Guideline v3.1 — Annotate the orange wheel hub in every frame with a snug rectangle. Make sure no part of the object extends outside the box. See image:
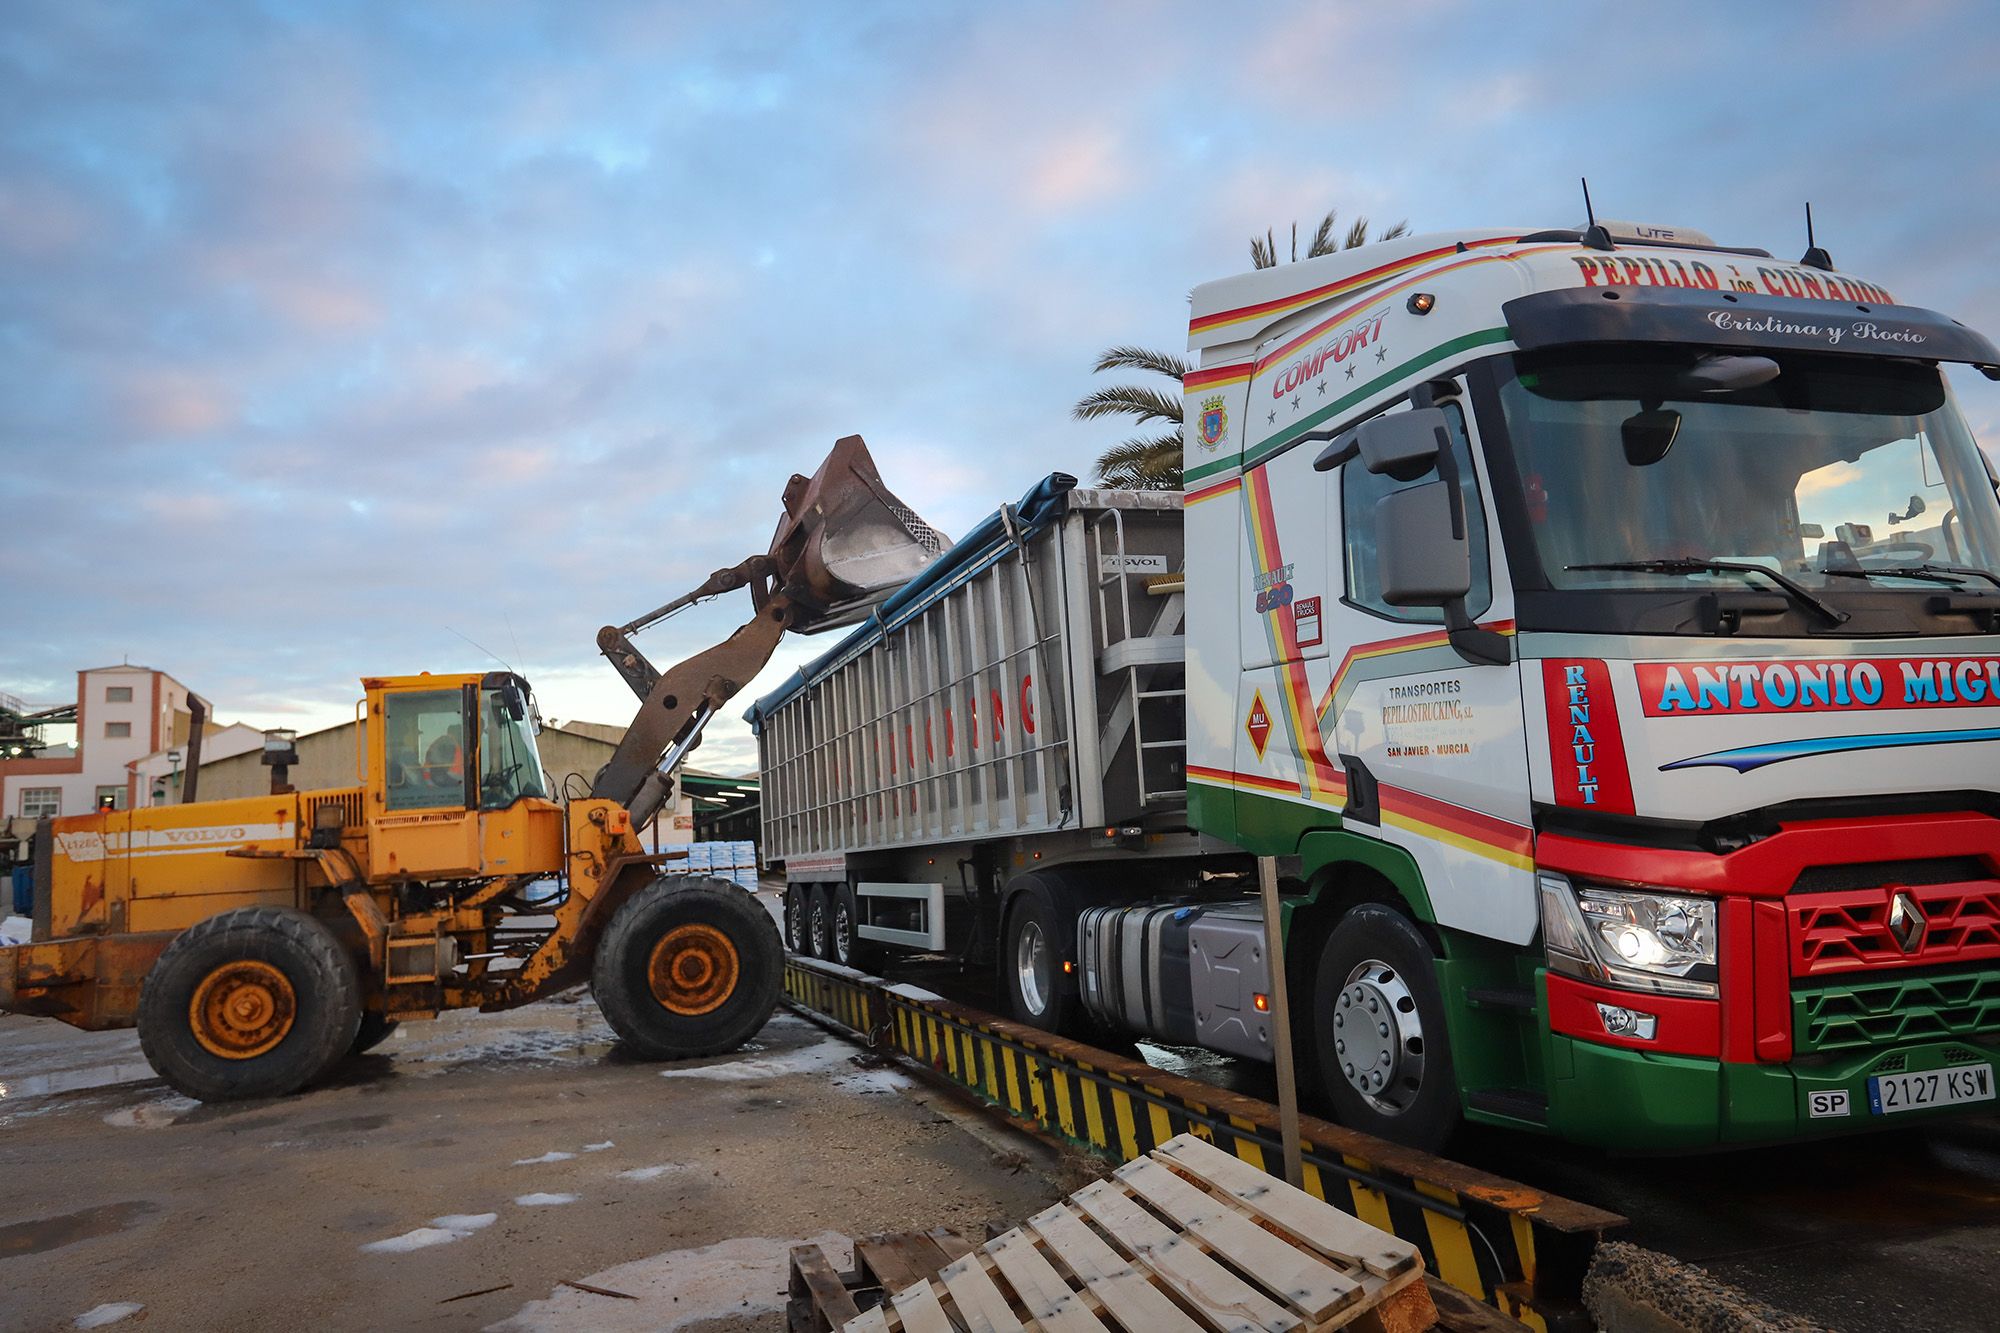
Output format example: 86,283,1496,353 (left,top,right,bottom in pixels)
189,960,297,1059
647,924,740,1016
